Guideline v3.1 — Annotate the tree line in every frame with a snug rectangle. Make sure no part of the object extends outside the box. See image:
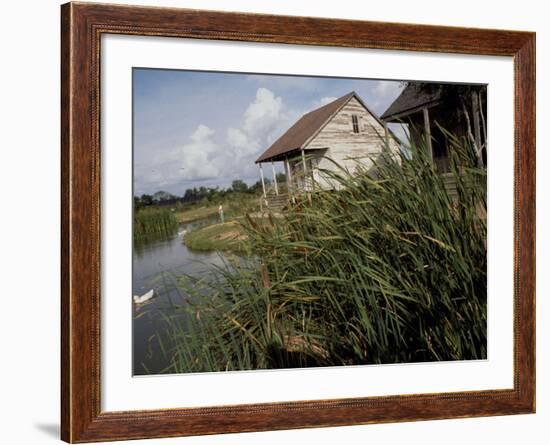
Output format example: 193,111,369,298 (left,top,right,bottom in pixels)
134,173,286,209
